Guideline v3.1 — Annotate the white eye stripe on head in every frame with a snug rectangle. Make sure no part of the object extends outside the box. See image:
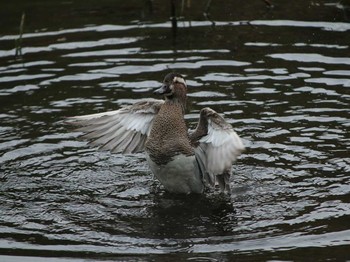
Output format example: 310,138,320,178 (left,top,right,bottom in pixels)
173,76,187,87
